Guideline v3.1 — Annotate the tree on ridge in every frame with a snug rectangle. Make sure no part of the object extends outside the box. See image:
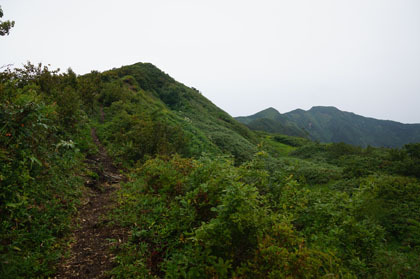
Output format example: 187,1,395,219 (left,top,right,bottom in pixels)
0,5,15,36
